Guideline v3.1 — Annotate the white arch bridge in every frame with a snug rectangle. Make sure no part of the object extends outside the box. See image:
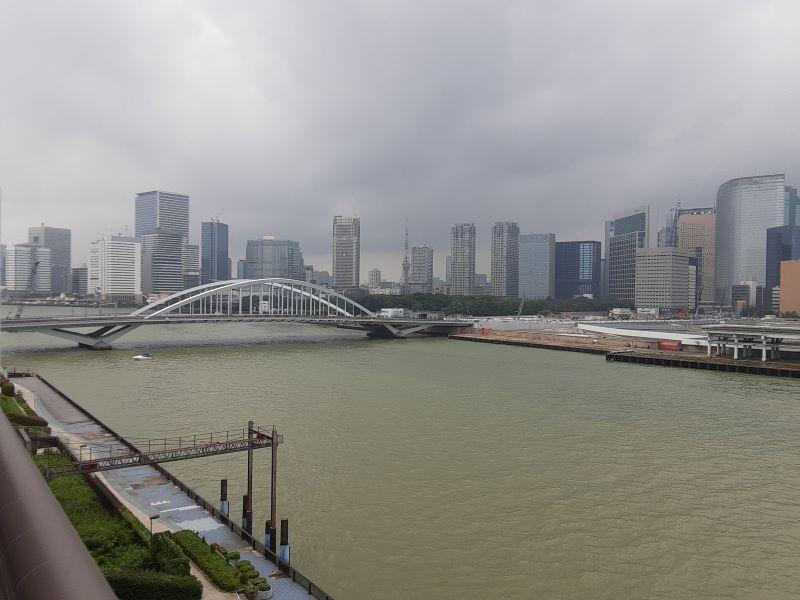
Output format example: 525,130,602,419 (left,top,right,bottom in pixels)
1,278,472,349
